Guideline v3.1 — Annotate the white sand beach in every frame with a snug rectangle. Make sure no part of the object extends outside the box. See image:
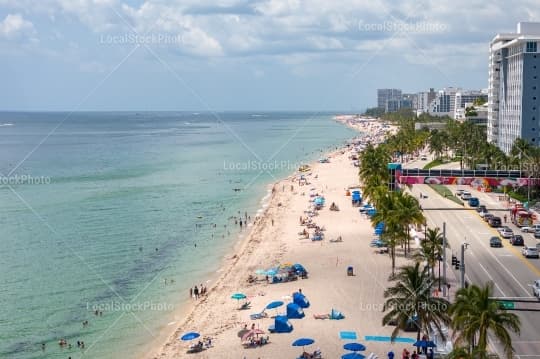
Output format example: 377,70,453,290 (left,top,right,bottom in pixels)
149,120,415,359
